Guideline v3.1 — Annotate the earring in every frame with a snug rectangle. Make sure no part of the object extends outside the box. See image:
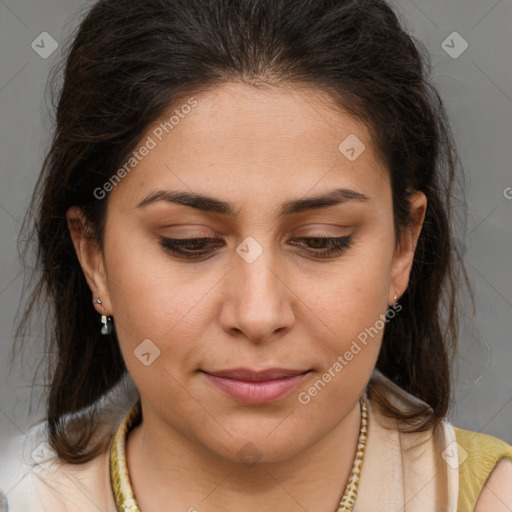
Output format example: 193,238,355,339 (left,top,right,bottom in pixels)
101,314,113,335
93,298,113,335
